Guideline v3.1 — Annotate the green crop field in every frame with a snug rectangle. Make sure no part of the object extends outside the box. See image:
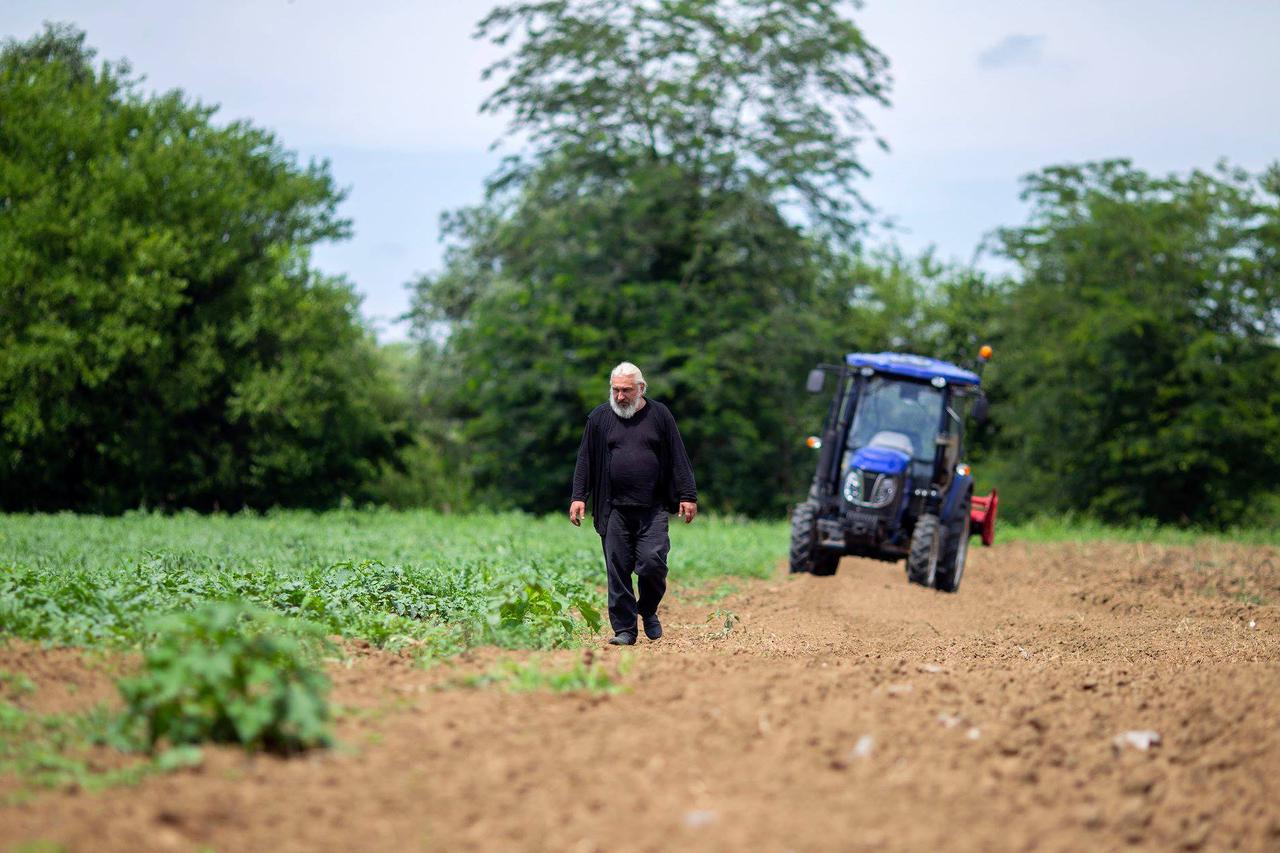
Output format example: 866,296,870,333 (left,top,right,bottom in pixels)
0,510,787,654
4,509,1272,656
